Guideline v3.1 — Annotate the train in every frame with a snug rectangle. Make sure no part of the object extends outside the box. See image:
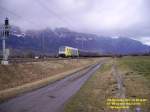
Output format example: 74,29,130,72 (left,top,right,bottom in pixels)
58,46,100,57
58,46,79,57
